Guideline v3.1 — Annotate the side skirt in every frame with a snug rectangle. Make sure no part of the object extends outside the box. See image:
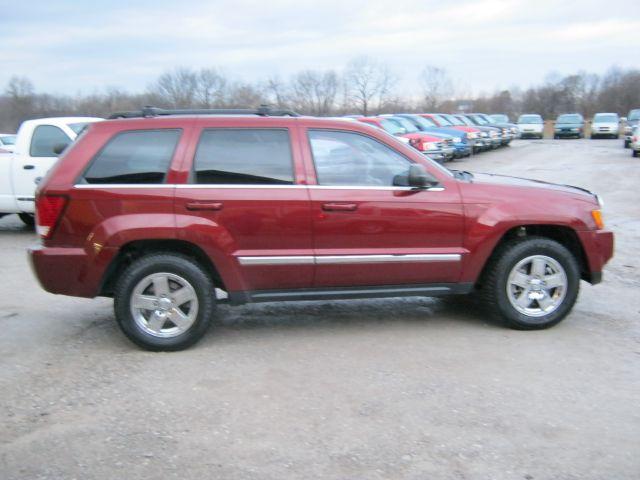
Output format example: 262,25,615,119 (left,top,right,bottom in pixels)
227,283,475,305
